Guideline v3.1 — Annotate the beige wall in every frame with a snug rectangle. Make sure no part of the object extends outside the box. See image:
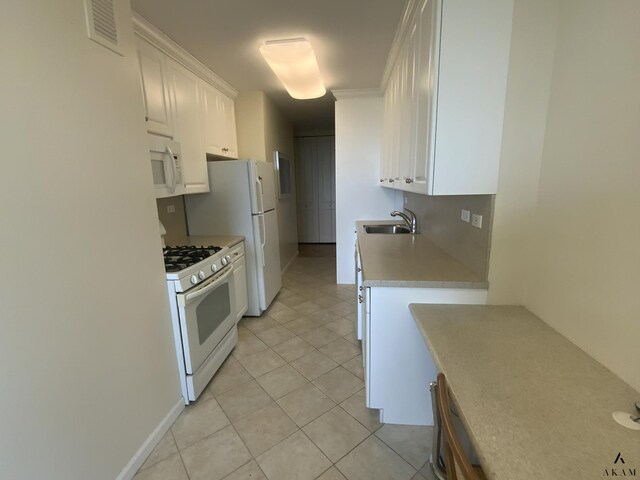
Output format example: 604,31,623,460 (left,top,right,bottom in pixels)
489,0,640,392
235,91,267,162
487,0,559,303
335,95,401,283
0,1,182,478
524,0,640,392
263,95,299,272
157,196,188,243
235,91,298,271
405,193,494,278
